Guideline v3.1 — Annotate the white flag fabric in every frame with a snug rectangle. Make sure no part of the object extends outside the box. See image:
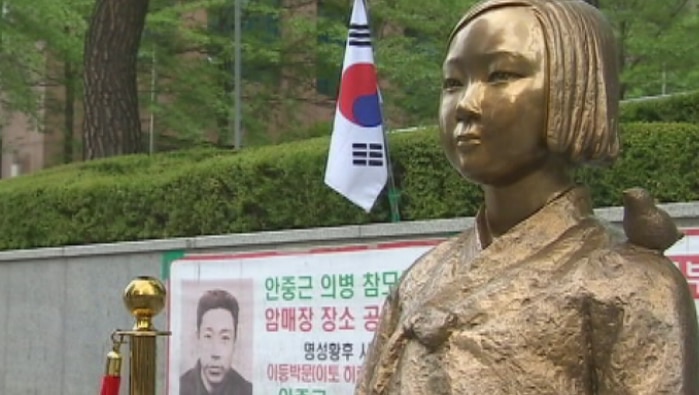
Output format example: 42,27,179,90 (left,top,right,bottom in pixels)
324,0,388,213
